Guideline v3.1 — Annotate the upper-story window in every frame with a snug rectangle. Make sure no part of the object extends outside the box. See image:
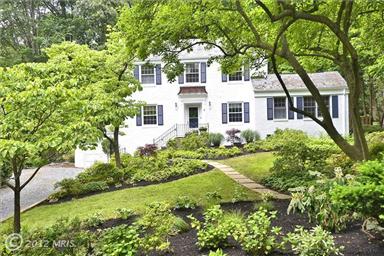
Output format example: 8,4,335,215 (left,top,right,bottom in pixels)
228,68,243,81
141,65,155,84
228,103,243,122
273,97,287,119
143,105,157,125
185,63,199,83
